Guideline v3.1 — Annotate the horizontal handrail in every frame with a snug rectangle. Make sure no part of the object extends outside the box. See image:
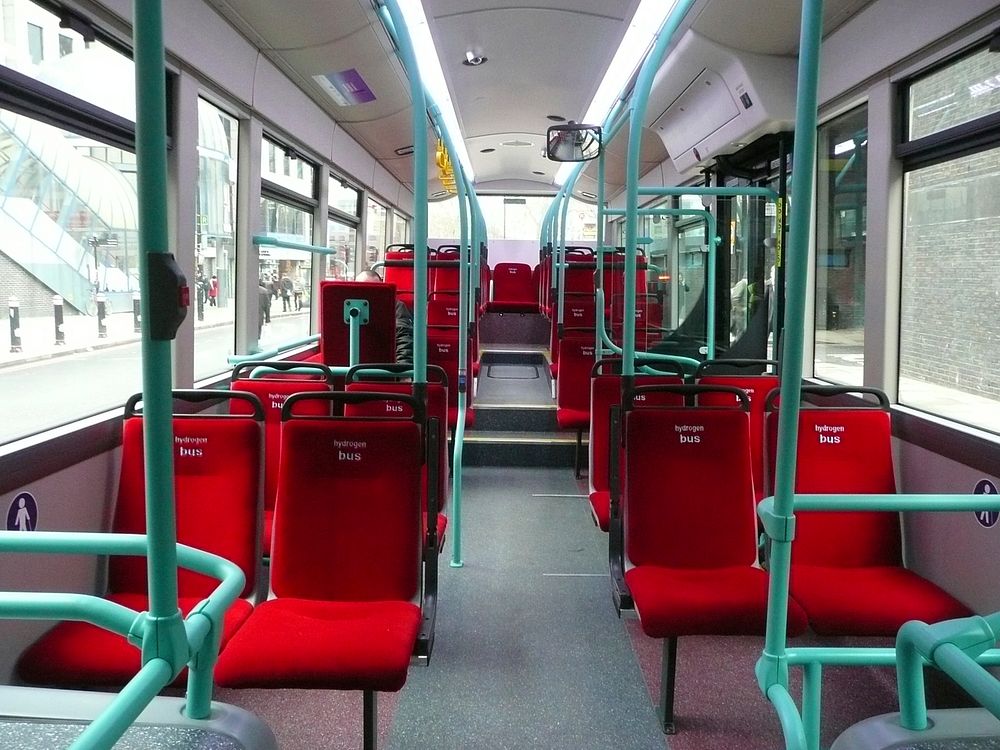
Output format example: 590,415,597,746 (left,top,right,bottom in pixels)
759,493,1000,513
228,335,319,364
253,234,336,255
